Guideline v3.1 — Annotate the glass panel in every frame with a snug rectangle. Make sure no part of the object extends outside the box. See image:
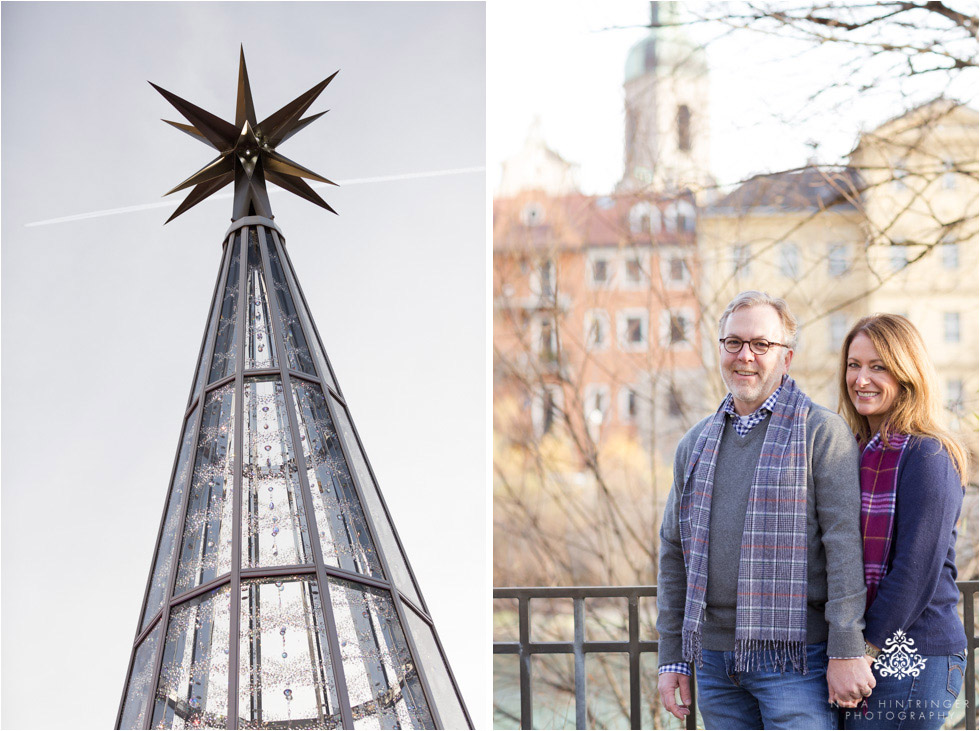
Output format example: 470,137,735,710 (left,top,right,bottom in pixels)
191,244,231,404
243,377,313,569
246,230,277,370
291,380,383,579
266,232,316,375
238,576,341,729
271,232,338,392
152,586,231,729
120,623,162,730
209,233,242,383
143,408,199,630
174,383,236,596
328,578,434,730
327,394,421,605
403,605,469,730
